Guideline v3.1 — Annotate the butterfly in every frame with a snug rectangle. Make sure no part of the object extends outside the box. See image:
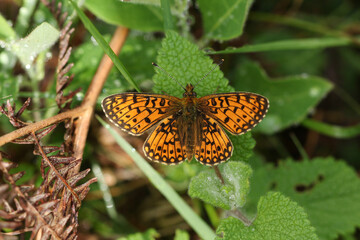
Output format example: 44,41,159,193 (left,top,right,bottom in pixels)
102,63,269,166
